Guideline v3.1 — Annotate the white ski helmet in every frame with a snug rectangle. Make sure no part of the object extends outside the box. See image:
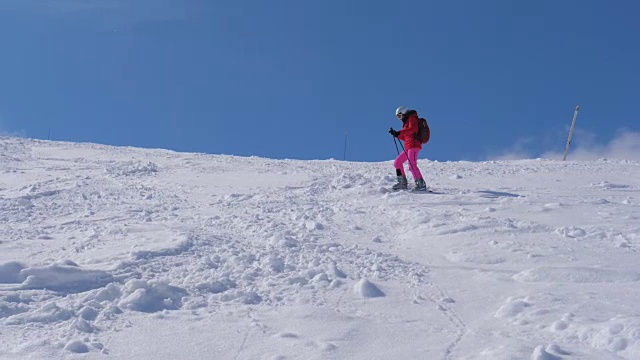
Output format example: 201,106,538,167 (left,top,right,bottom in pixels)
395,106,409,116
